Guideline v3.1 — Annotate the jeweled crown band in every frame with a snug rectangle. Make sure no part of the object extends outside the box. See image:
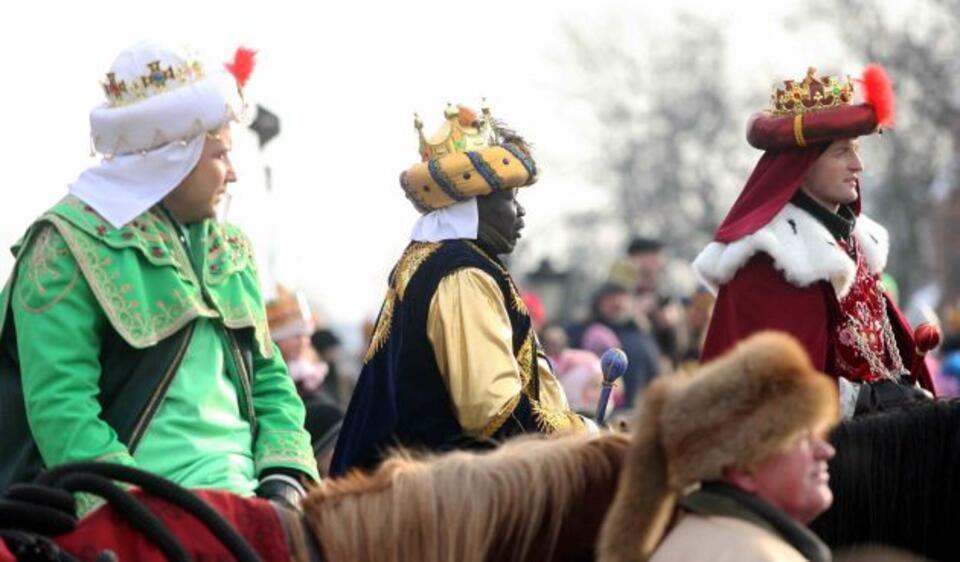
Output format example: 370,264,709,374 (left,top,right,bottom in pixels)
746,64,894,151
772,67,854,116
102,59,205,108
